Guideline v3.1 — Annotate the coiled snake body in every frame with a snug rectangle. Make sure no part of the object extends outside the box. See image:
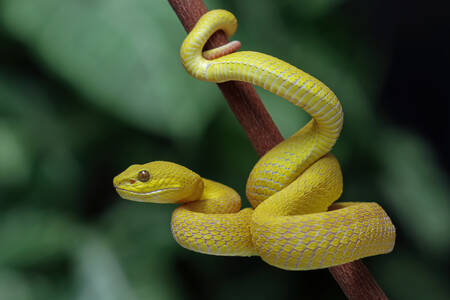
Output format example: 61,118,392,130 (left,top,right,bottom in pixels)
114,10,395,270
